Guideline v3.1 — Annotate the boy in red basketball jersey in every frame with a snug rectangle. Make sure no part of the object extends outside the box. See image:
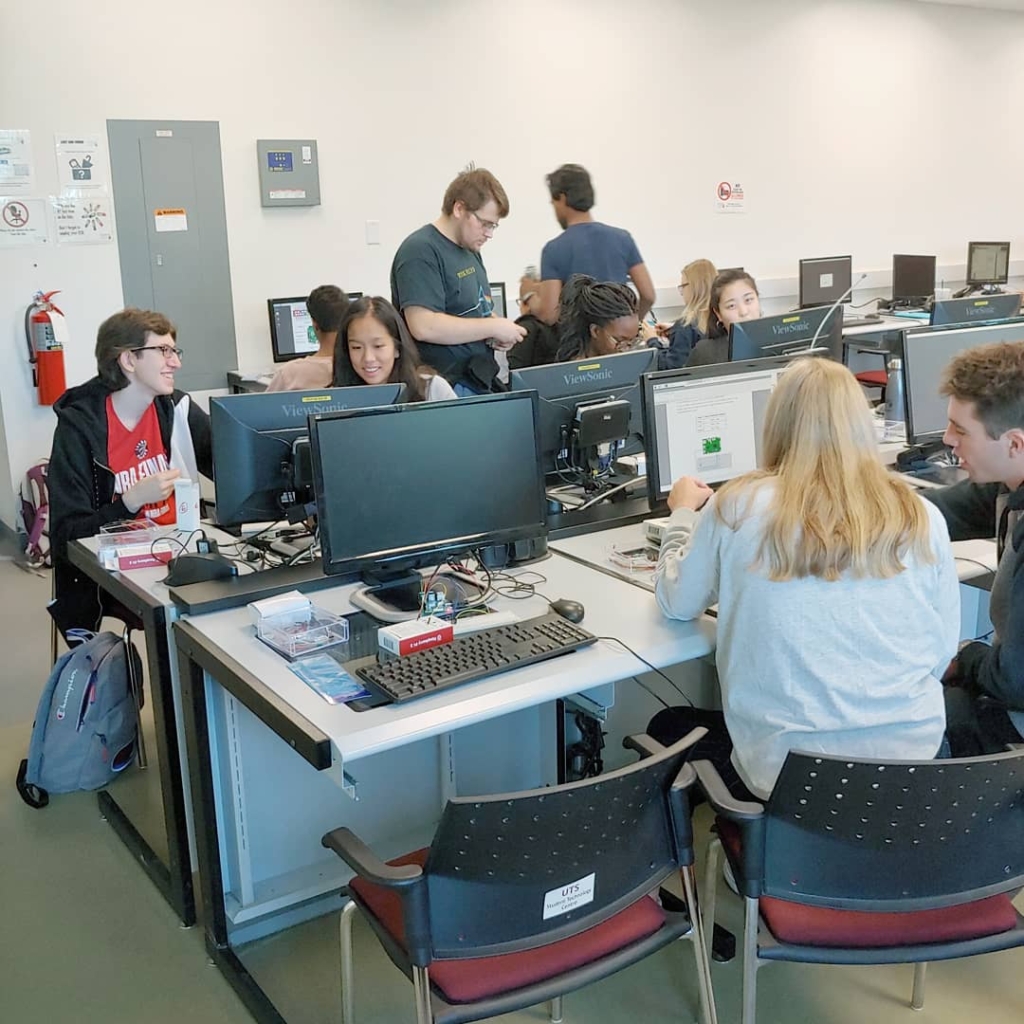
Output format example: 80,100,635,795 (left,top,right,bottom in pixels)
49,308,212,632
